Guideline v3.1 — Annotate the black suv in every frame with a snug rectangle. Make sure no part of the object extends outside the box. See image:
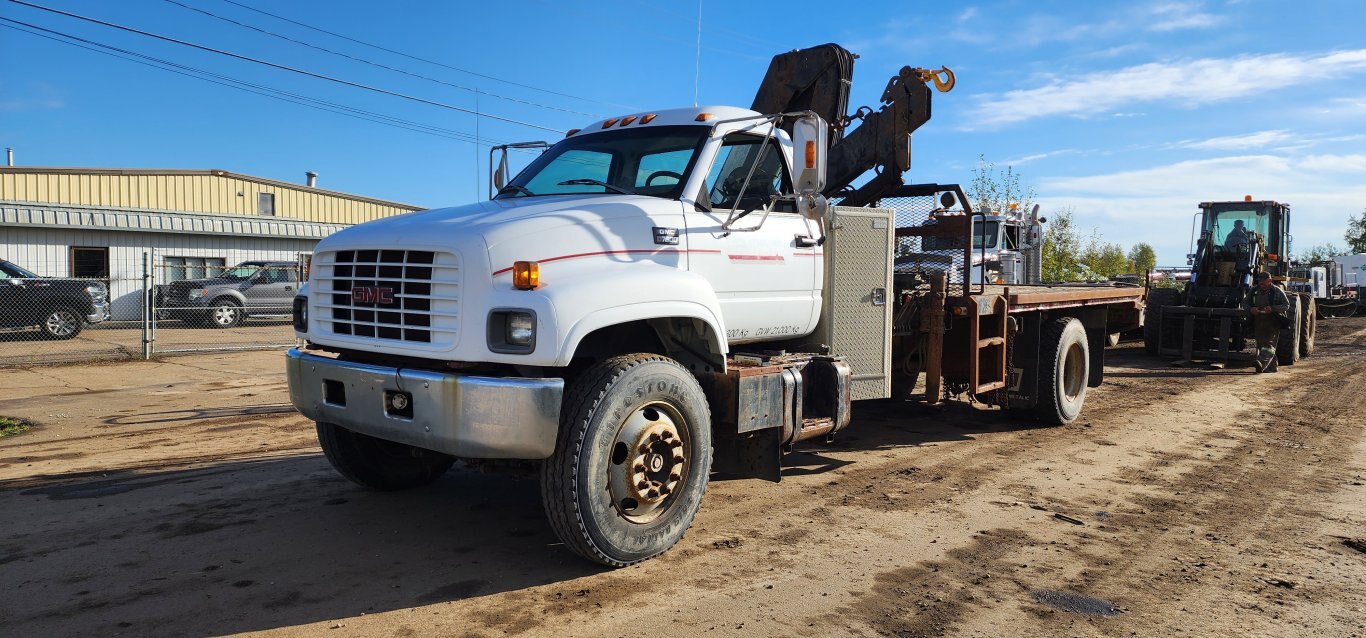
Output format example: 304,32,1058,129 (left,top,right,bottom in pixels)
0,259,111,339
